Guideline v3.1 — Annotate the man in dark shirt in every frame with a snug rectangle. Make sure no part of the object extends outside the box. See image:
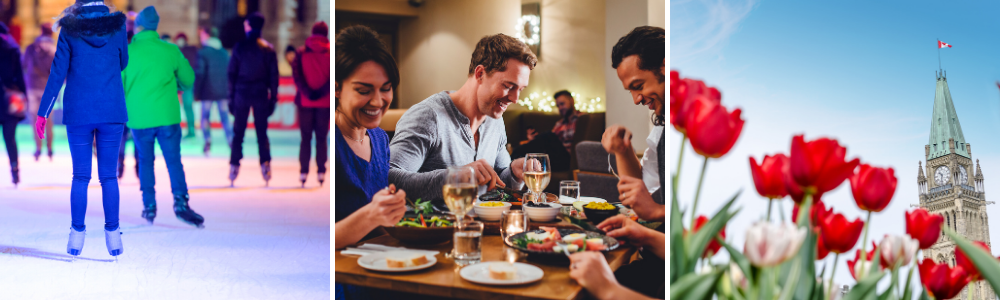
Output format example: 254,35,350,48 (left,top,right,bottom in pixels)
227,12,279,187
